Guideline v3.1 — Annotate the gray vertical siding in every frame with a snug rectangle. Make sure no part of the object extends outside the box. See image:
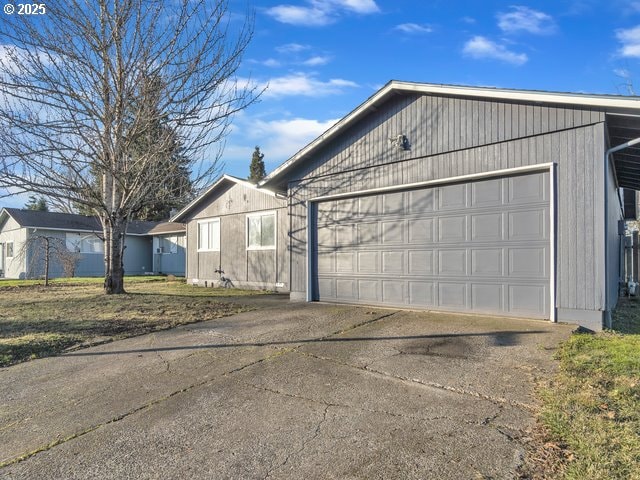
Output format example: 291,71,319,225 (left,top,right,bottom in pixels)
185,181,289,290
287,92,609,316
